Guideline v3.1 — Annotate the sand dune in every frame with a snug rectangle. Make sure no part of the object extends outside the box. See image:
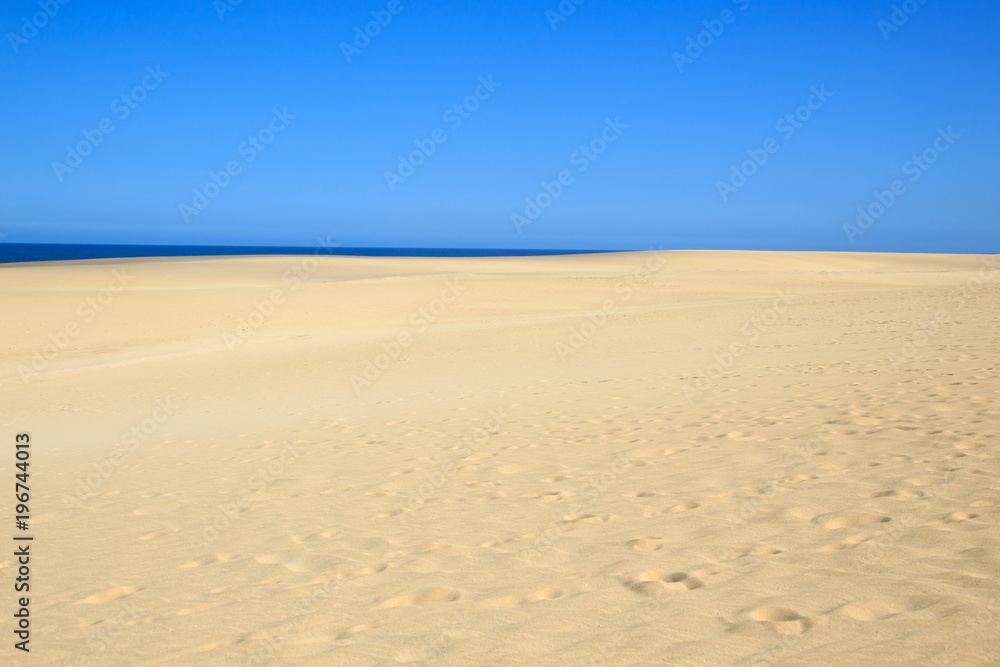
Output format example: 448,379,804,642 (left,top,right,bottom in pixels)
1,250,997,665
